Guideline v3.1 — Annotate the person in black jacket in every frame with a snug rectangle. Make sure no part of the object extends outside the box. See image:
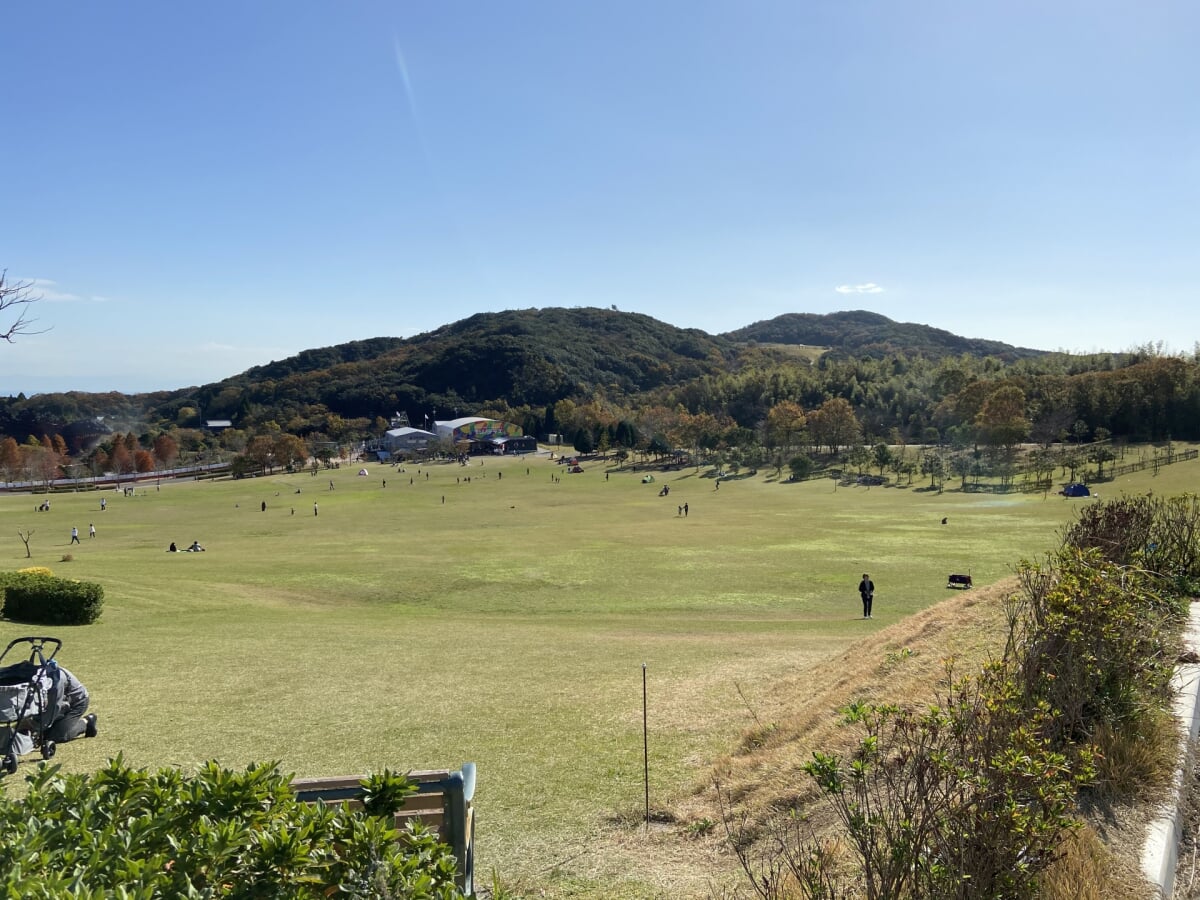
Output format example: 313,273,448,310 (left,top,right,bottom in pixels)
858,573,875,619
